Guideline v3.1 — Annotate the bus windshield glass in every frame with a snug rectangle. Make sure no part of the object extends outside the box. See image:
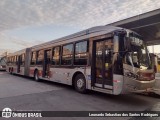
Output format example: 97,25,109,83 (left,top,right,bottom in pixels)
126,33,151,68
